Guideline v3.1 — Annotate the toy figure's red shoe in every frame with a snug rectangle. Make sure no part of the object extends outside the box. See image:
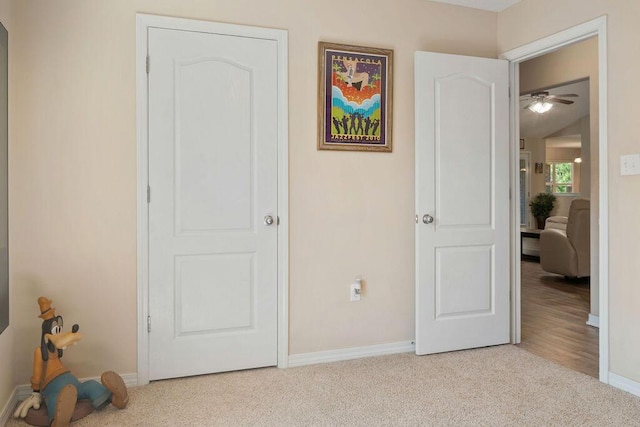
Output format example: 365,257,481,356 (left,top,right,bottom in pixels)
100,371,129,409
51,384,77,427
